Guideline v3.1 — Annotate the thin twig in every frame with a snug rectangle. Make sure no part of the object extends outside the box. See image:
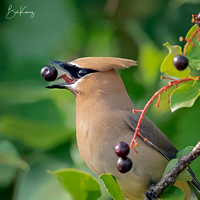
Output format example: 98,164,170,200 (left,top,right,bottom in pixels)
144,141,200,200
130,76,200,147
